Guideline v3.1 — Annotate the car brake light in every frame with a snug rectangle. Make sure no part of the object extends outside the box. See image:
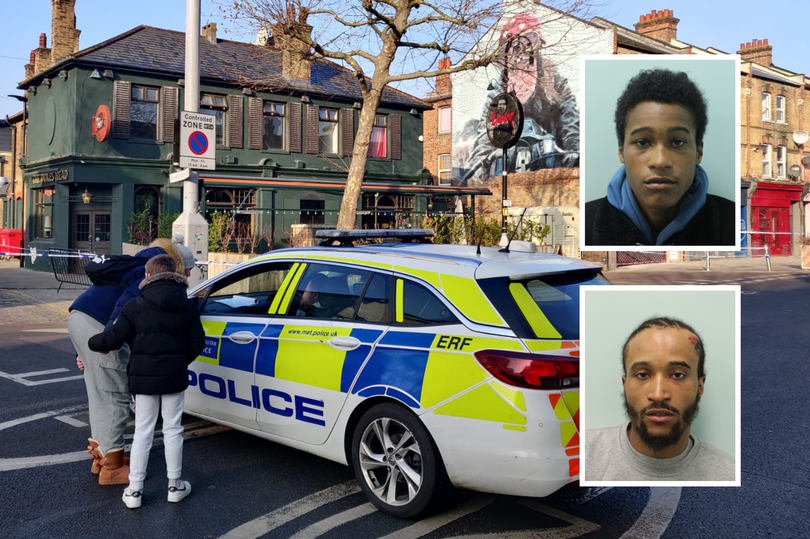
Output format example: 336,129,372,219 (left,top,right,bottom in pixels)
474,349,579,390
